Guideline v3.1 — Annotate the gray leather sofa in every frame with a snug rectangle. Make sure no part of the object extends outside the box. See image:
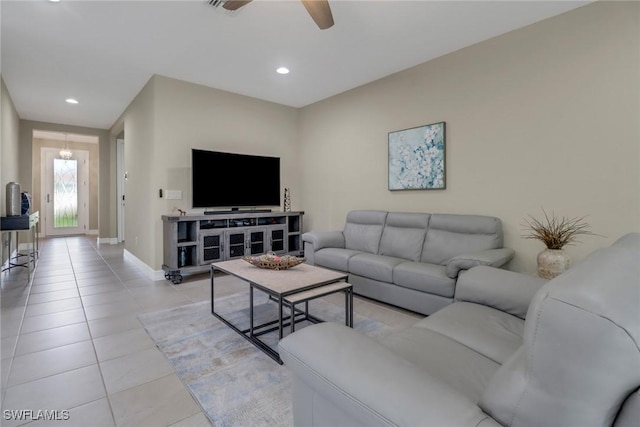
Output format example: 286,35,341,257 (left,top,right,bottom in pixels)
303,210,515,315
279,233,640,427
